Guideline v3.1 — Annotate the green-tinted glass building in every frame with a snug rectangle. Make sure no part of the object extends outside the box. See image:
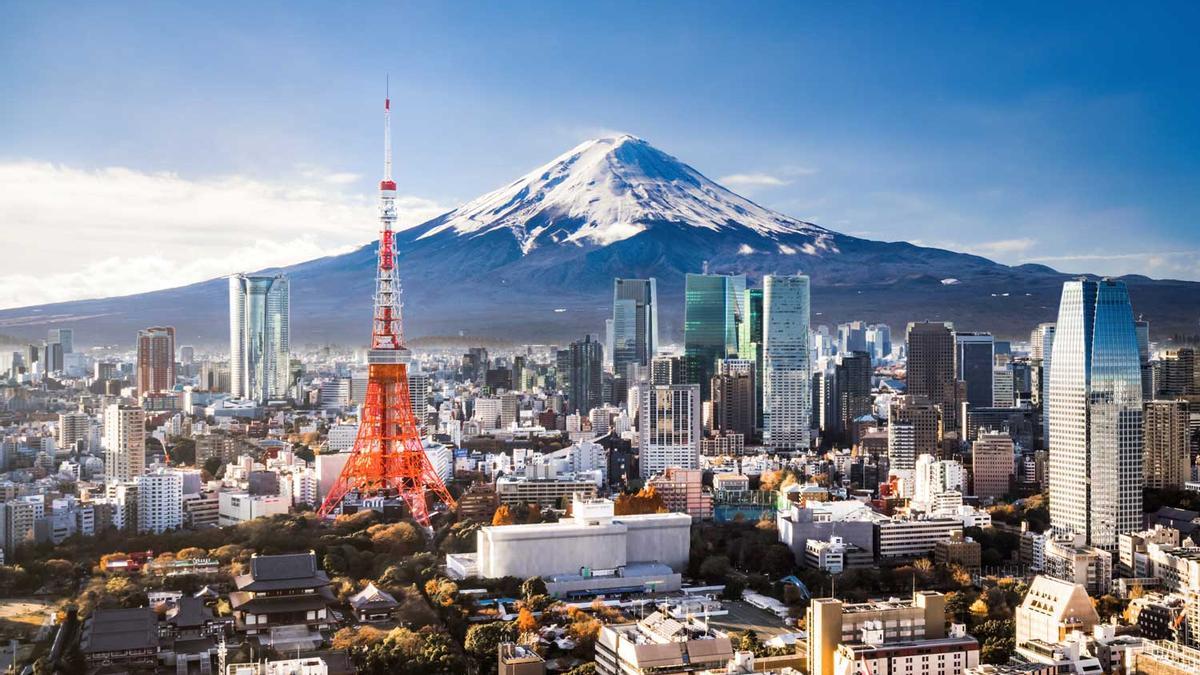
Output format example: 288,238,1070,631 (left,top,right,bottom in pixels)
684,273,746,398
